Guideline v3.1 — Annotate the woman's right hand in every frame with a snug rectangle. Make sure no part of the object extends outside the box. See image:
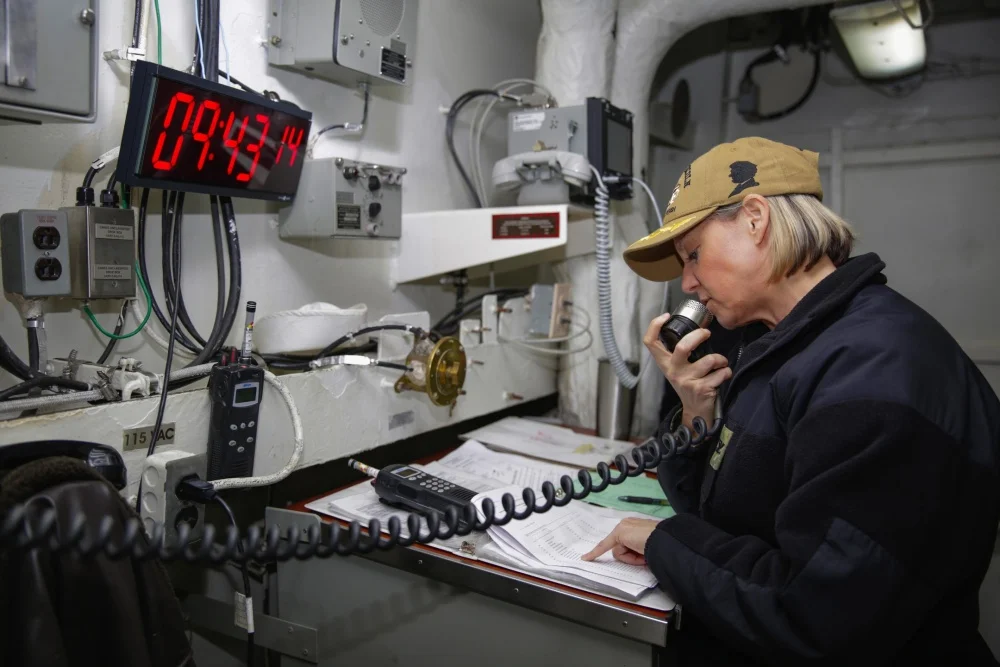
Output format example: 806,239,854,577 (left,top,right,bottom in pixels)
643,313,731,429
